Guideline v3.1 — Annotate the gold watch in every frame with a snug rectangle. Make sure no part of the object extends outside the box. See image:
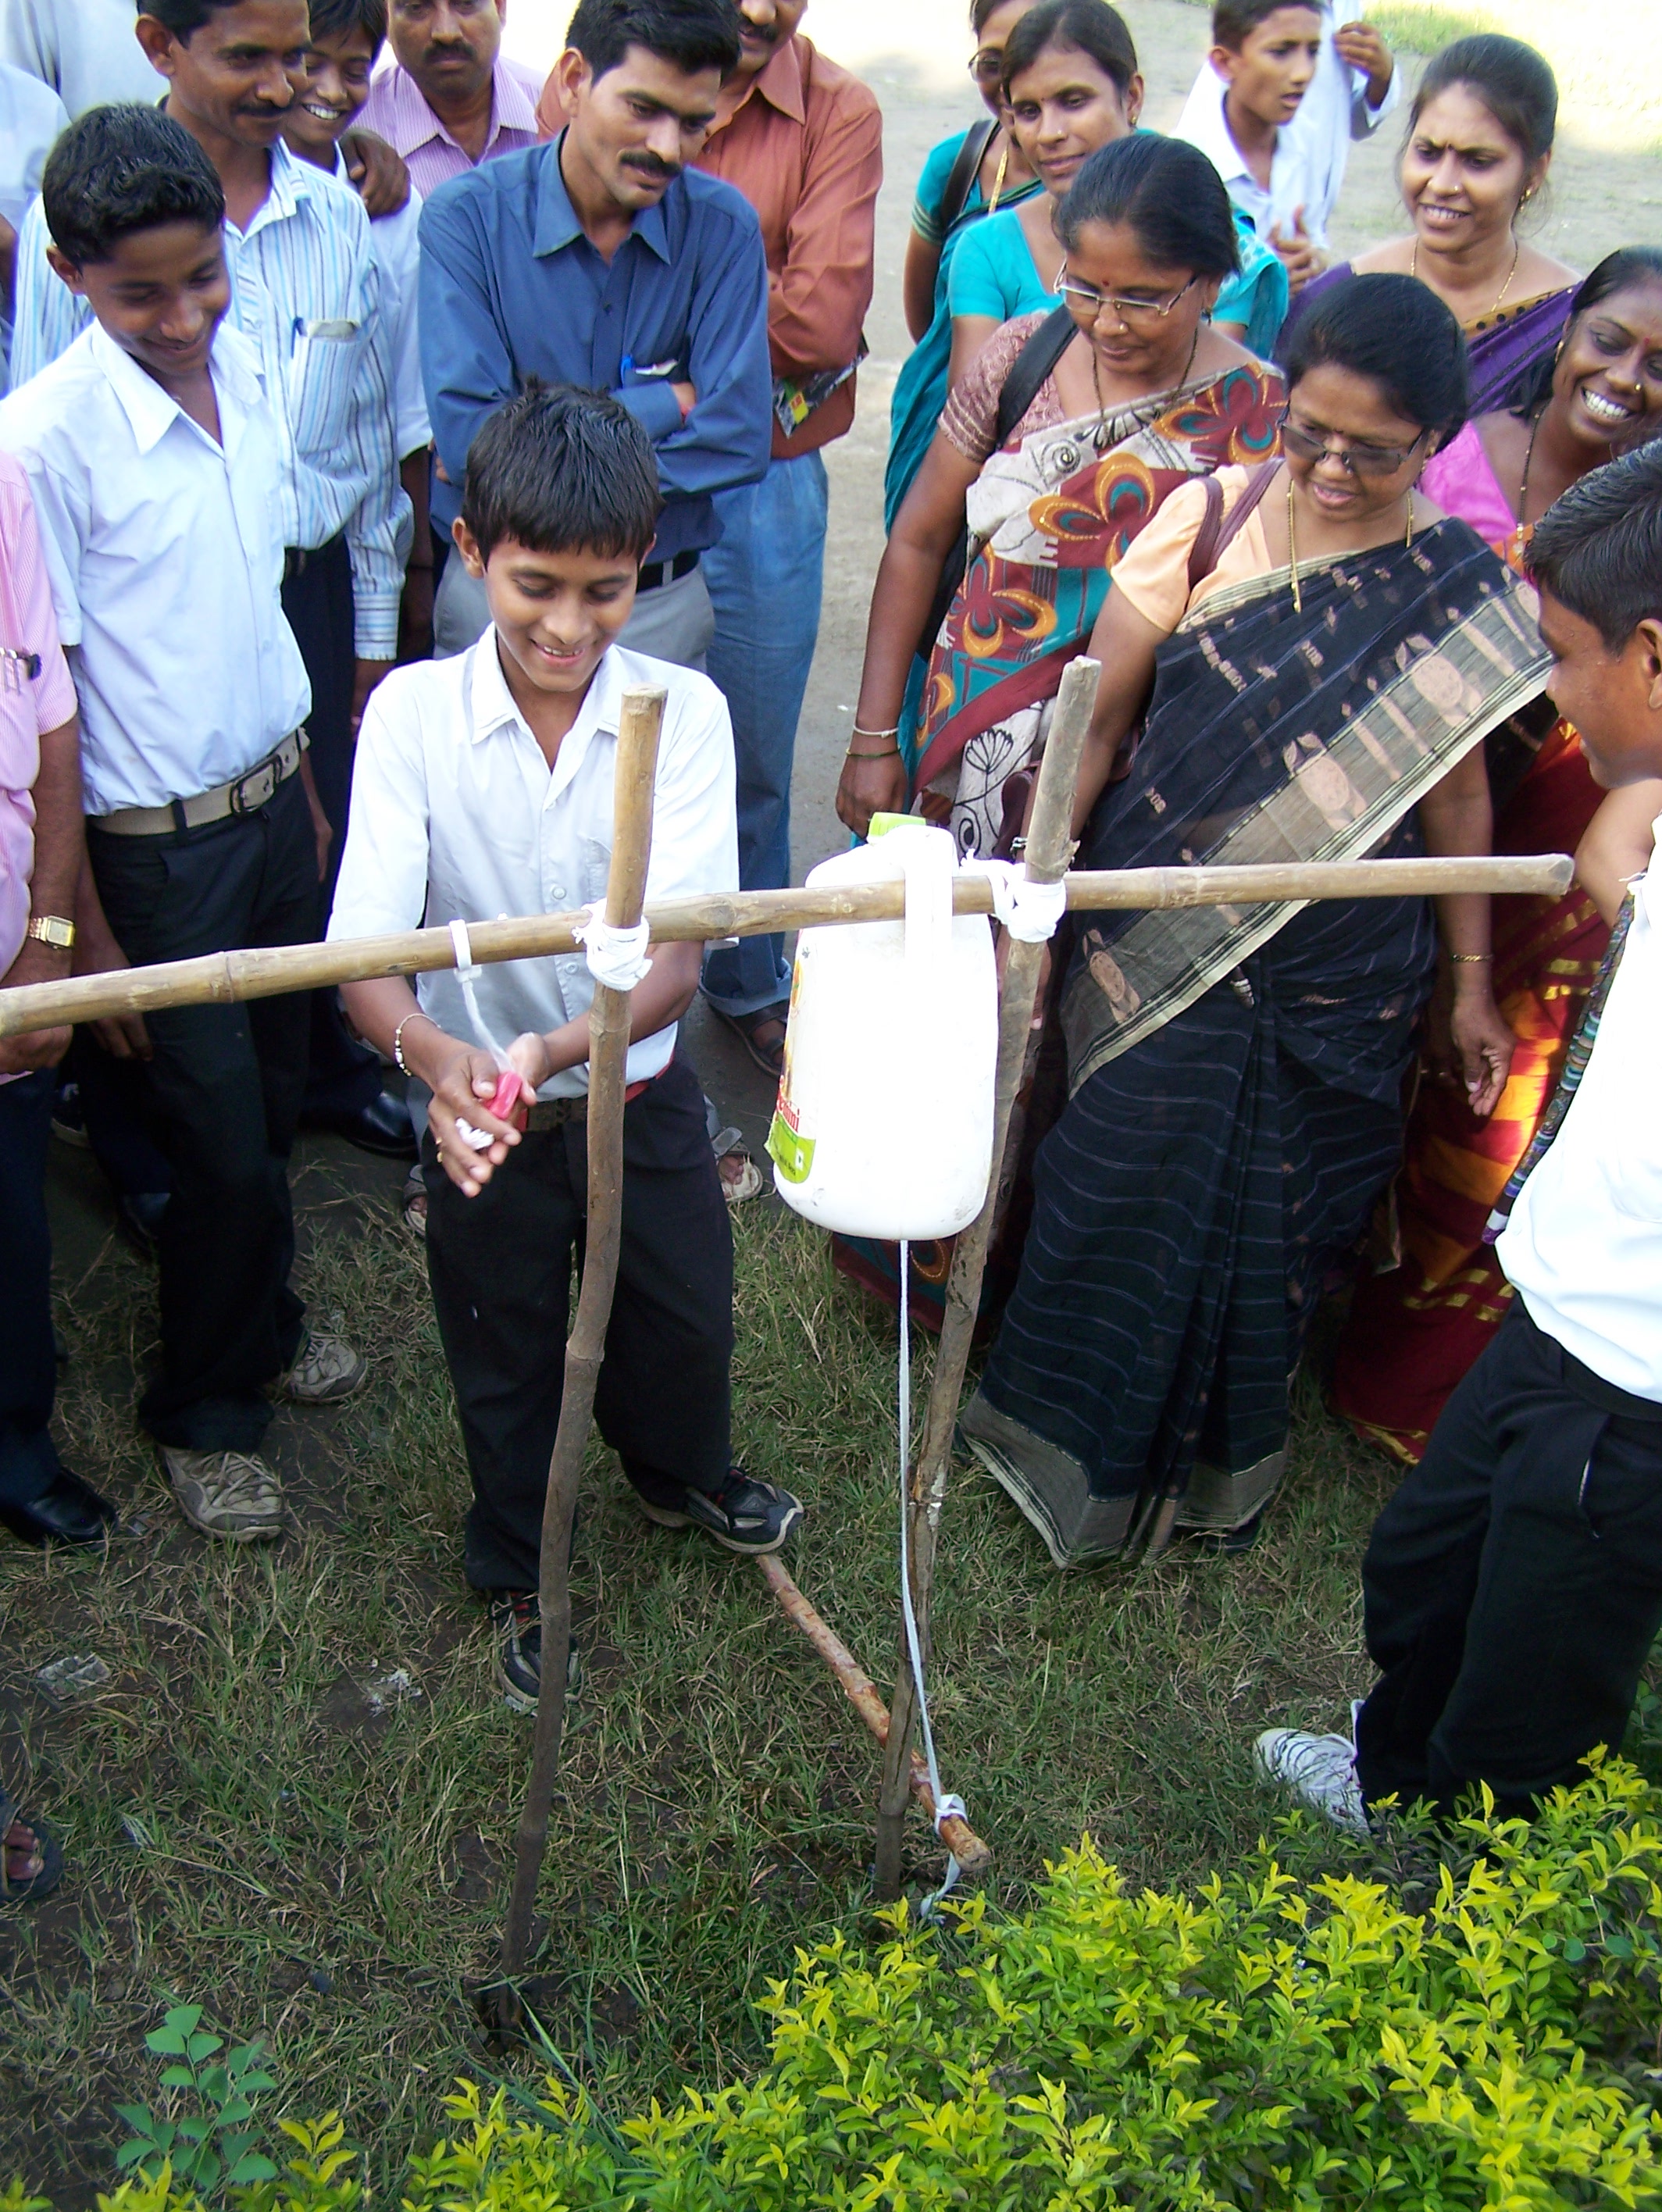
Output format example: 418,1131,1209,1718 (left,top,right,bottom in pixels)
26,913,75,951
